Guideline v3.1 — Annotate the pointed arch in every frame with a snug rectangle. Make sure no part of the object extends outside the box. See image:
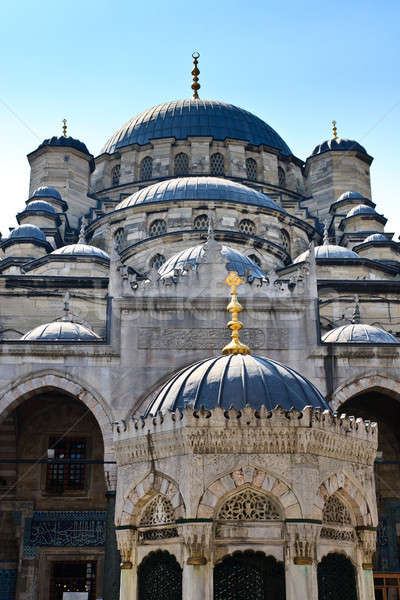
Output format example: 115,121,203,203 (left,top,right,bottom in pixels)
331,374,400,412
